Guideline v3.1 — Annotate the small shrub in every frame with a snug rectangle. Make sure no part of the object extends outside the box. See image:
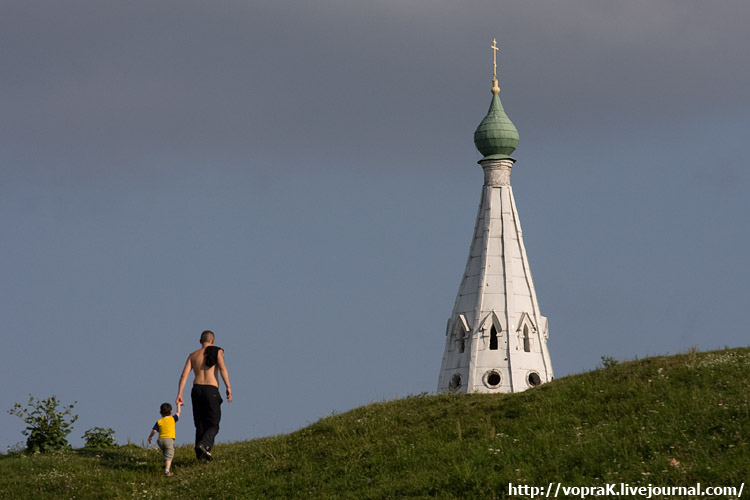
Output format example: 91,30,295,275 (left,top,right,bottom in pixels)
5,442,26,455
600,355,619,369
8,395,78,453
83,427,117,449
